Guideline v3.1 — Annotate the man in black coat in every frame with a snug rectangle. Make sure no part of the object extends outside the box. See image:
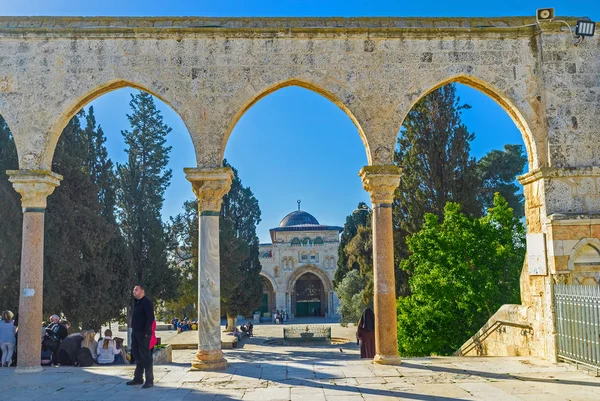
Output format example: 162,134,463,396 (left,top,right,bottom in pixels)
126,285,155,389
